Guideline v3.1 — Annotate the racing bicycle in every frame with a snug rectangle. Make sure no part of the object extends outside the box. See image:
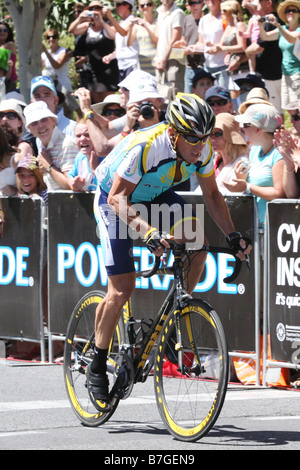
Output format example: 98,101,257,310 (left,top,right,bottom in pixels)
63,242,243,442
